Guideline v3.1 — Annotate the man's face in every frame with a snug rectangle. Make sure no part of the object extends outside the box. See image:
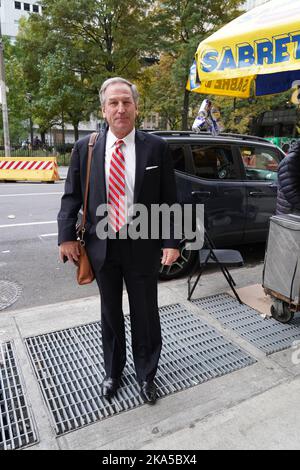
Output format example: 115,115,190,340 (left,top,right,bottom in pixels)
102,83,138,138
